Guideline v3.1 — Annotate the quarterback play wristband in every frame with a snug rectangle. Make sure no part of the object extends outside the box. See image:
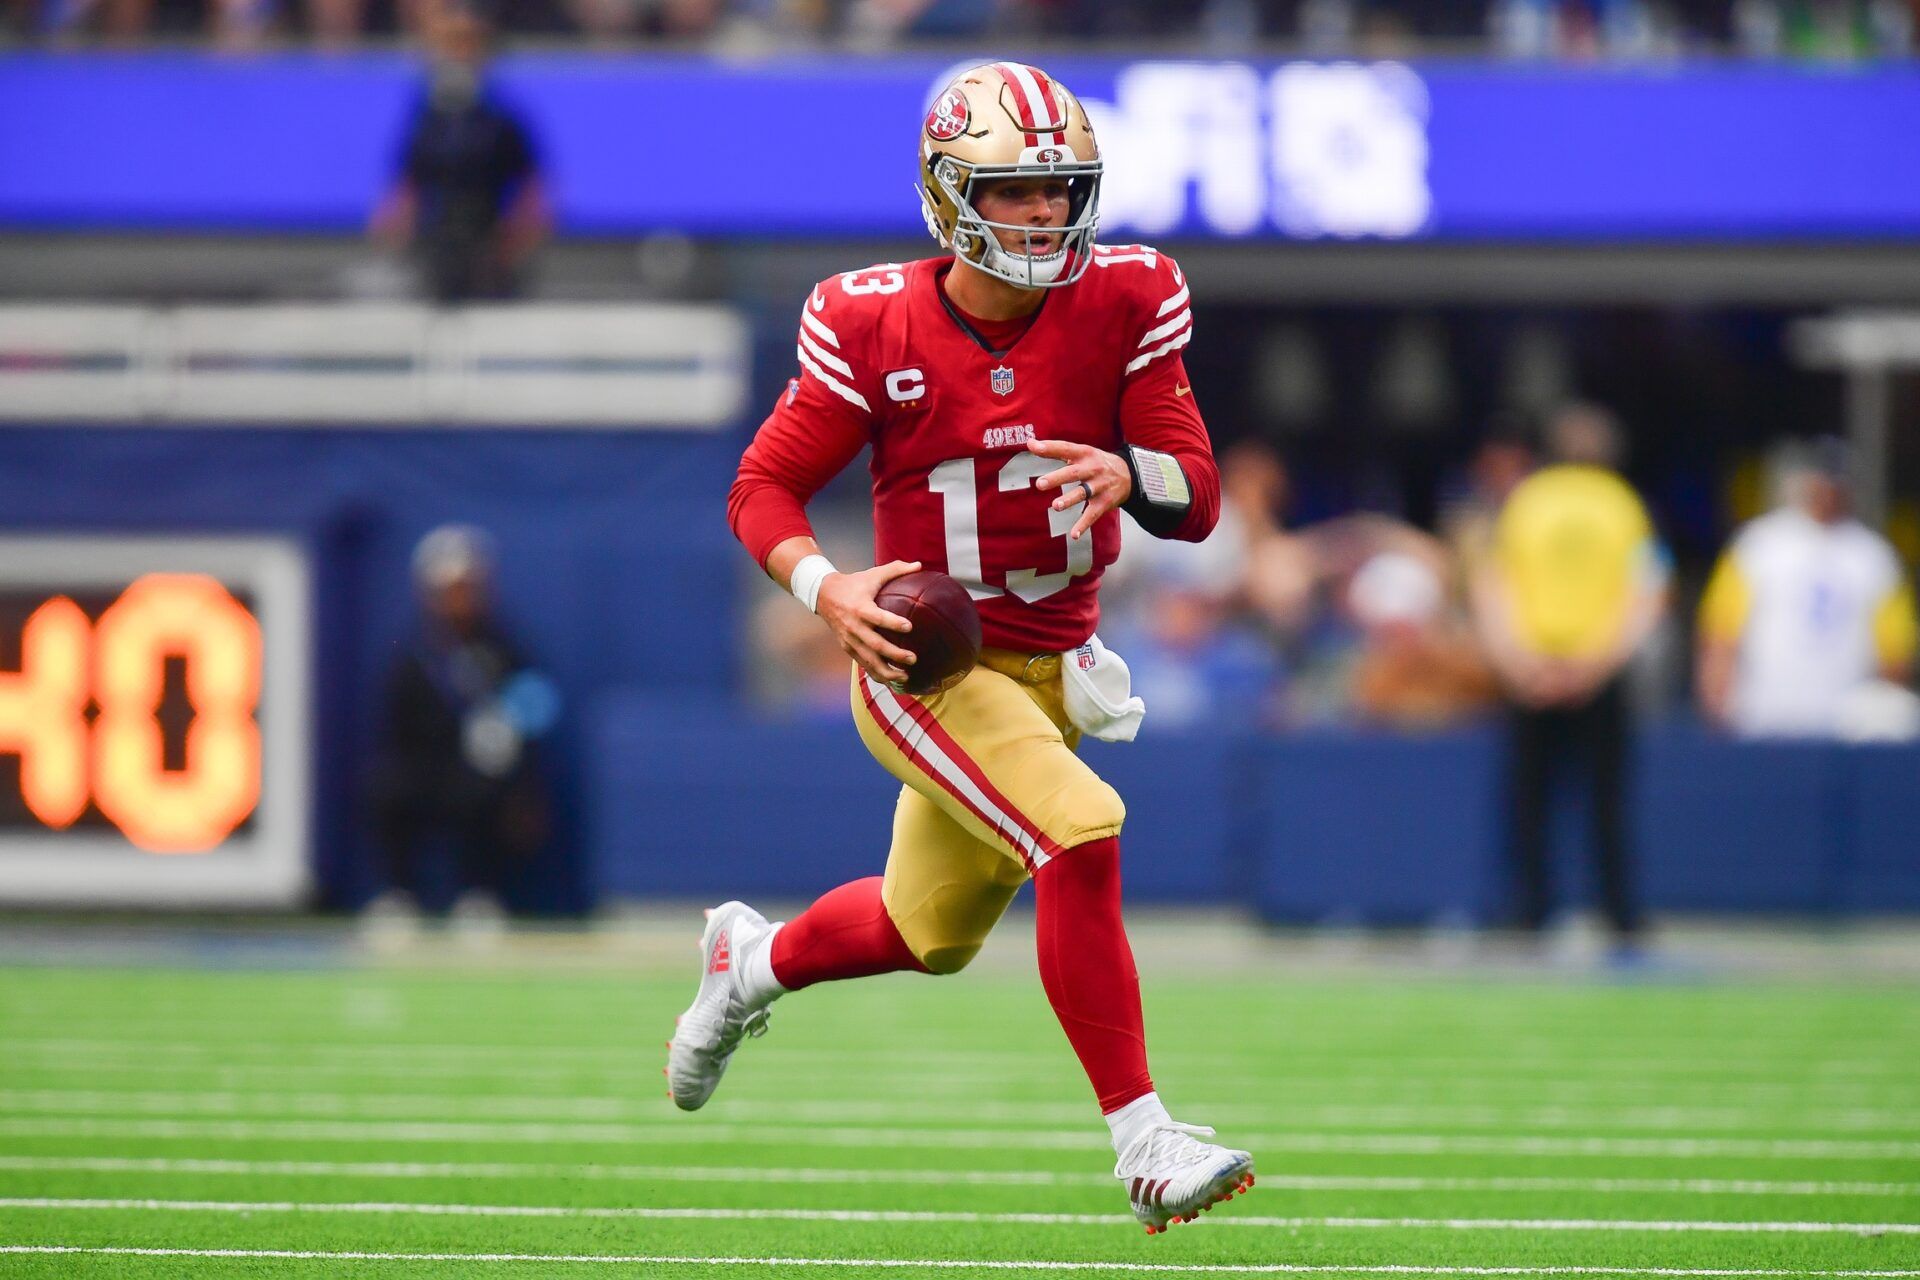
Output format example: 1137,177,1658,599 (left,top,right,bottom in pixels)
789,554,839,613
1120,445,1193,535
